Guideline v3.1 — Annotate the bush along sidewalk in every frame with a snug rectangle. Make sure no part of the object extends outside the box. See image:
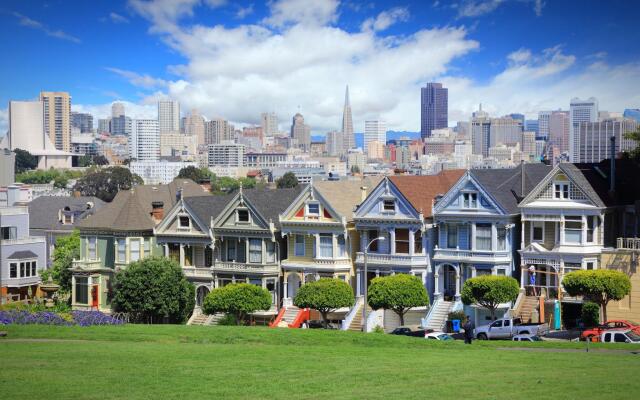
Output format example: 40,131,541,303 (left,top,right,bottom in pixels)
0,310,124,326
